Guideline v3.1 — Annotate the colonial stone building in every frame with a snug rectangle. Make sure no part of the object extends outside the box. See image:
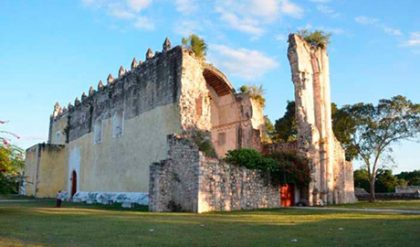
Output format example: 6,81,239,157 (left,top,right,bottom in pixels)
24,35,356,212
24,38,265,207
